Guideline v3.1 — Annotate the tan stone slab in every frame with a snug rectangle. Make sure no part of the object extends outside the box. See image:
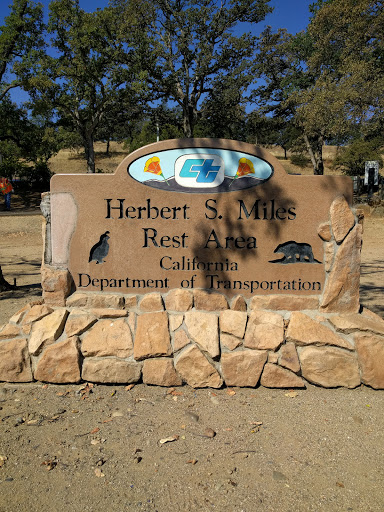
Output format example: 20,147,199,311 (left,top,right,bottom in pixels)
34,337,81,383
29,309,69,356
194,290,228,311
128,312,136,334
41,266,73,307
82,358,142,384
175,345,222,388
66,292,125,309
324,242,334,272
0,338,32,382
221,350,267,387
330,195,355,243
169,314,183,331
320,224,362,313
219,310,247,338
89,308,128,318
250,295,319,311
22,305,54,325
244,311,284,350
51,192,77,266
329,313,384,336
184,311,219,358
231,295,247,312
134,312,171,360
362,308,384,322
286,312,354,350
279,342,301,373
9,304,31,324
65,310,97,337
317,222,332,241
268,352,279,363
139,293,164,312
0,323,21,340
173,330,190,352
299,346,360,388
125,296,137,309
22,324,32,336
260,363,305,388
142,358,182,386
220,333,242,351
165,289,193,312
81,318,133,358
355,333,384,389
